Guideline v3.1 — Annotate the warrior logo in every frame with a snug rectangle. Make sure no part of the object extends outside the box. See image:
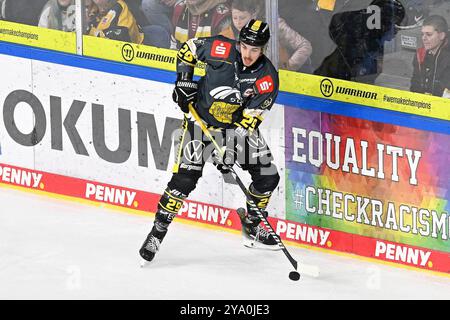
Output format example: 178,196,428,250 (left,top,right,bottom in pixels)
122,43,135,62
320,78,334,97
